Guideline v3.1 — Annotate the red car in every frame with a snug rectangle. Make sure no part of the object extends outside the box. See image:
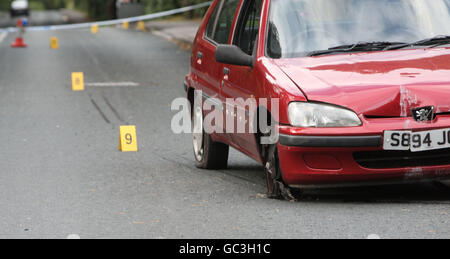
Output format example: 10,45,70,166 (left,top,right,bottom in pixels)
185,0,450,199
